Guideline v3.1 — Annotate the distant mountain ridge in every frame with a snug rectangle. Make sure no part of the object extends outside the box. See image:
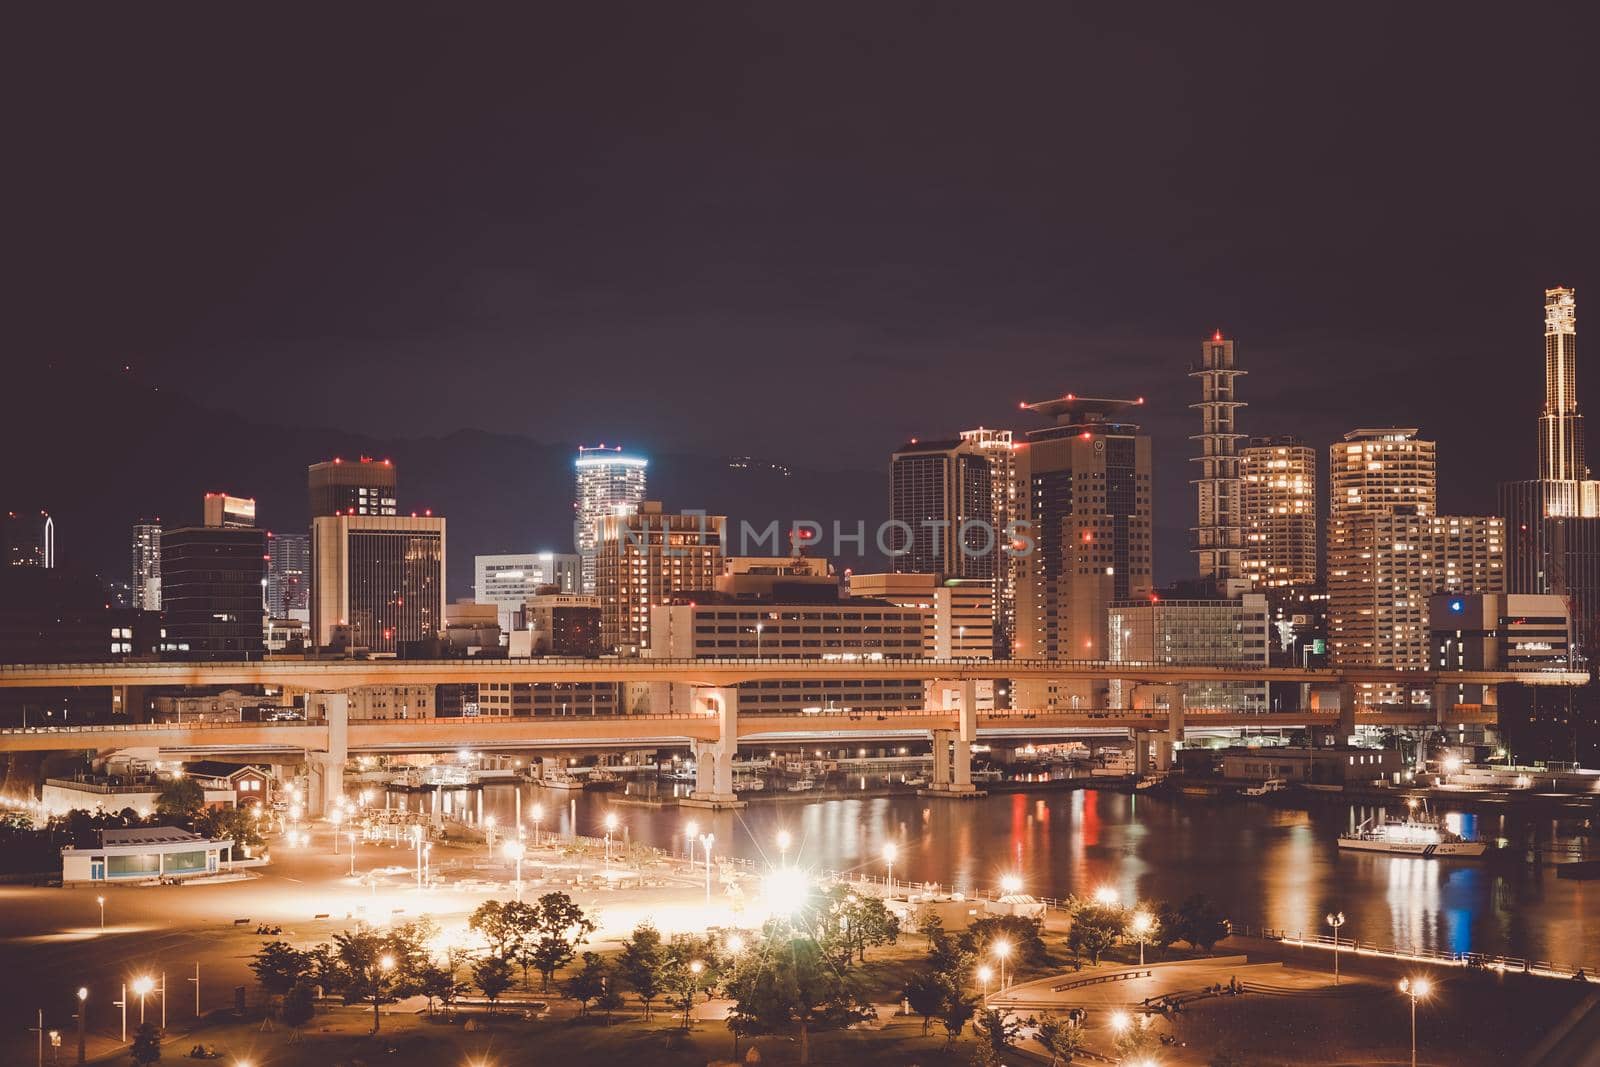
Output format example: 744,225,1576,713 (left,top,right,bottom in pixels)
4,369,889,598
